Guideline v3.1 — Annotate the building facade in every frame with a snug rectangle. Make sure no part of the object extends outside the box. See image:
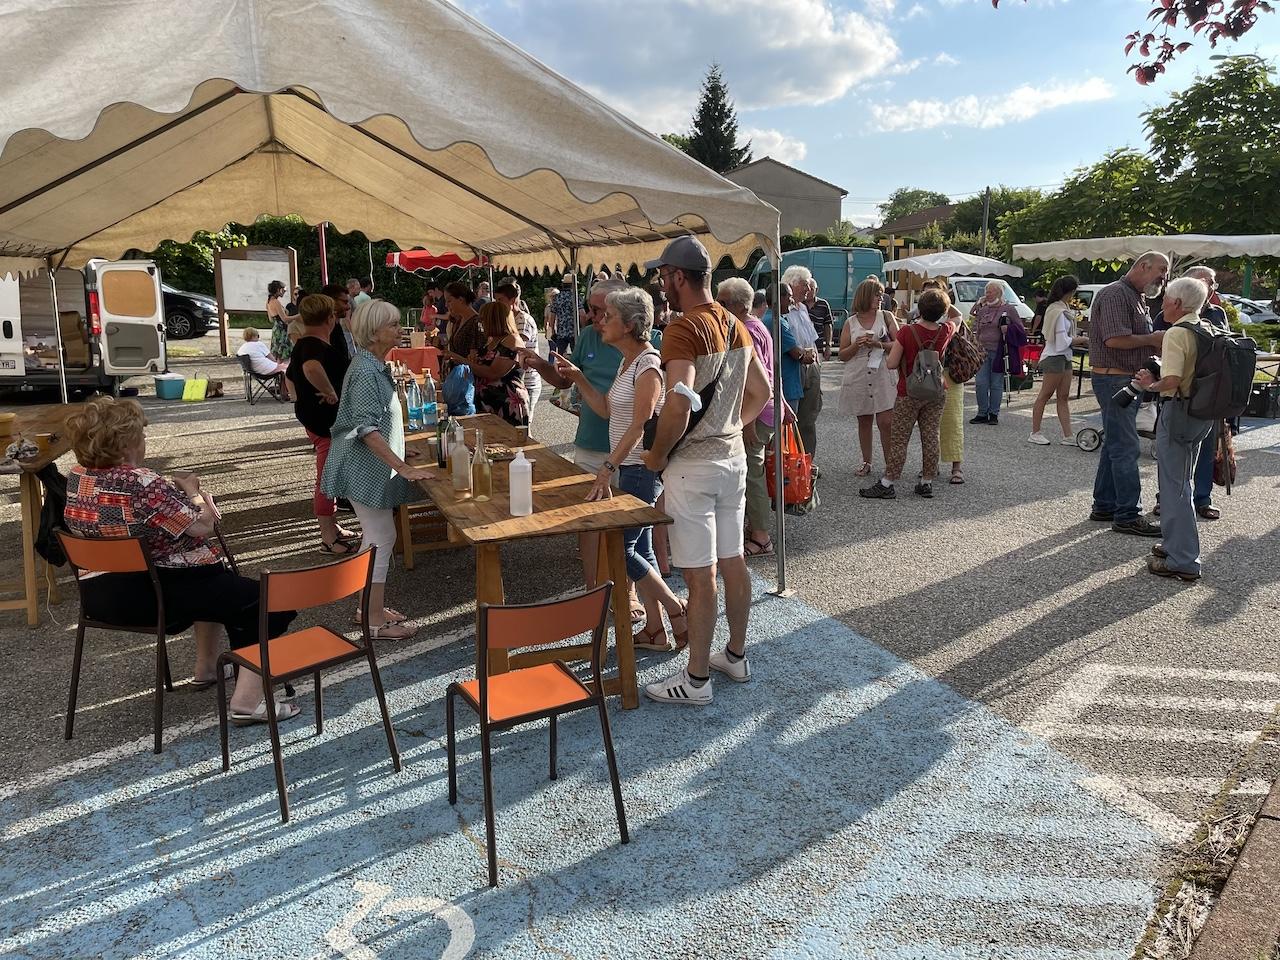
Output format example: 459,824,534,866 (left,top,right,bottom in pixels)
726,158,847,236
